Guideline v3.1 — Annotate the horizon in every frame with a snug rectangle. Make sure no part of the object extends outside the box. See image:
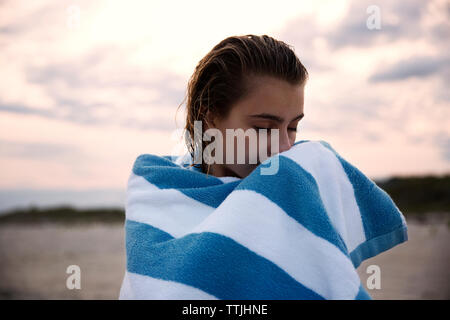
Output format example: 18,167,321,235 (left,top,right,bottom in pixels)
1,172,449,214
